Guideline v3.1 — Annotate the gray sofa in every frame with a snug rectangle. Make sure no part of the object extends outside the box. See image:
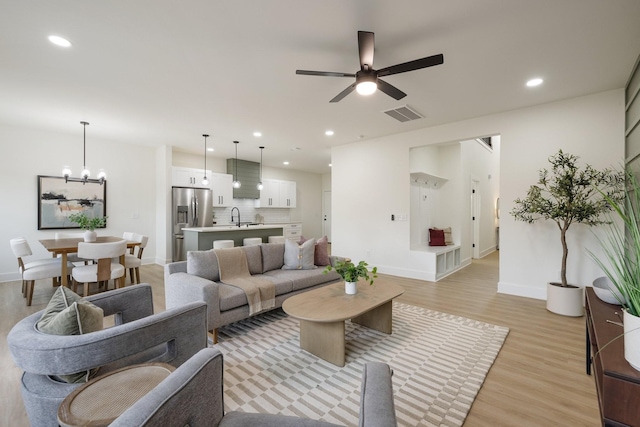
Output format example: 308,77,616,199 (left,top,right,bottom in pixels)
165,243,343,341
110,347,398,426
